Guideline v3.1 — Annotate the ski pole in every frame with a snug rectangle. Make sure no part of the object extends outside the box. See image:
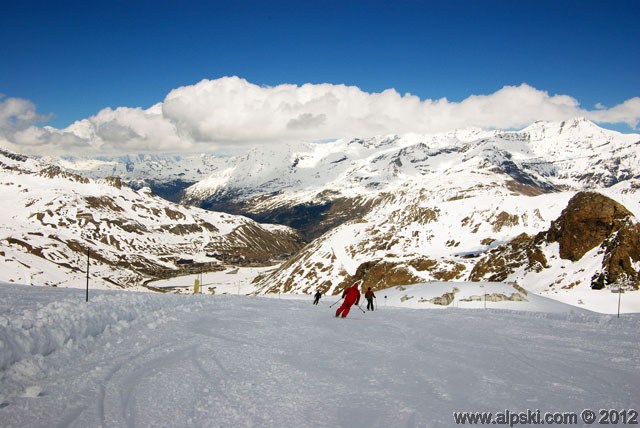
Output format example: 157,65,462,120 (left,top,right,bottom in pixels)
329,298,343,308
355,302,366,313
